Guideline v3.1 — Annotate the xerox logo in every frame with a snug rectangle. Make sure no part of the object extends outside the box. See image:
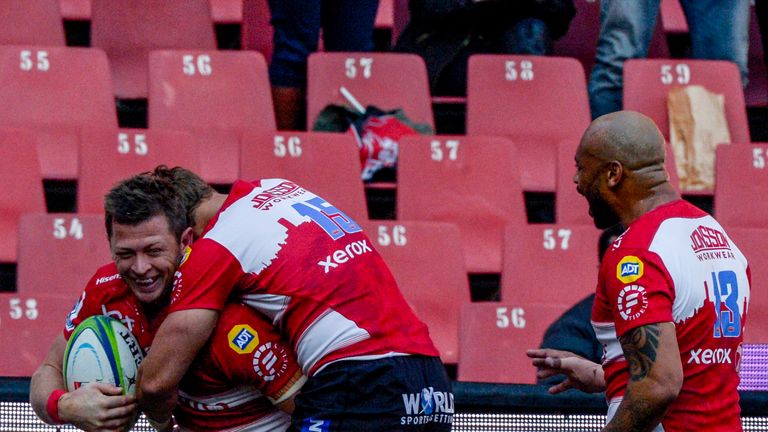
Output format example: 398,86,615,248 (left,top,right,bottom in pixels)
617,285,648,321
688,348,733,365
317,240,372,273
